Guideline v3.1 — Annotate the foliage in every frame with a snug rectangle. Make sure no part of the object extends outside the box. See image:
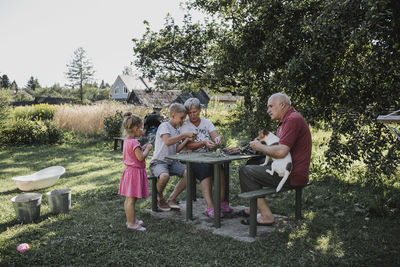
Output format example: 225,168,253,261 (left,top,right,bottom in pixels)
0,89,11,127
103,111,123,138
12,103,56,121
65,47,95,103
26,76,41,90
0,118,62,145
1,74,10,88
132,0,400,185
